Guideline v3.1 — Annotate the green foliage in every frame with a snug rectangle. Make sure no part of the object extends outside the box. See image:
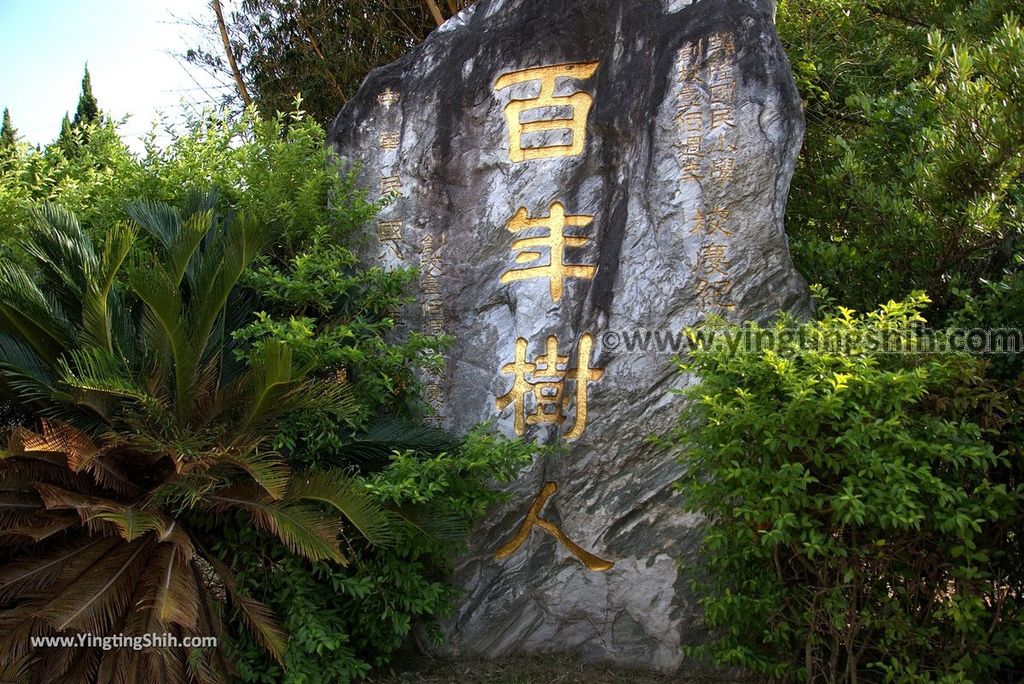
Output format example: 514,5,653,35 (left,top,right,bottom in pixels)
184,0,445,125
72,66,100,129
219,426,536,684
666,295,1024,681
0,201,401,681
0,109,16,157
778,1,1024,316
0,105,427,420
